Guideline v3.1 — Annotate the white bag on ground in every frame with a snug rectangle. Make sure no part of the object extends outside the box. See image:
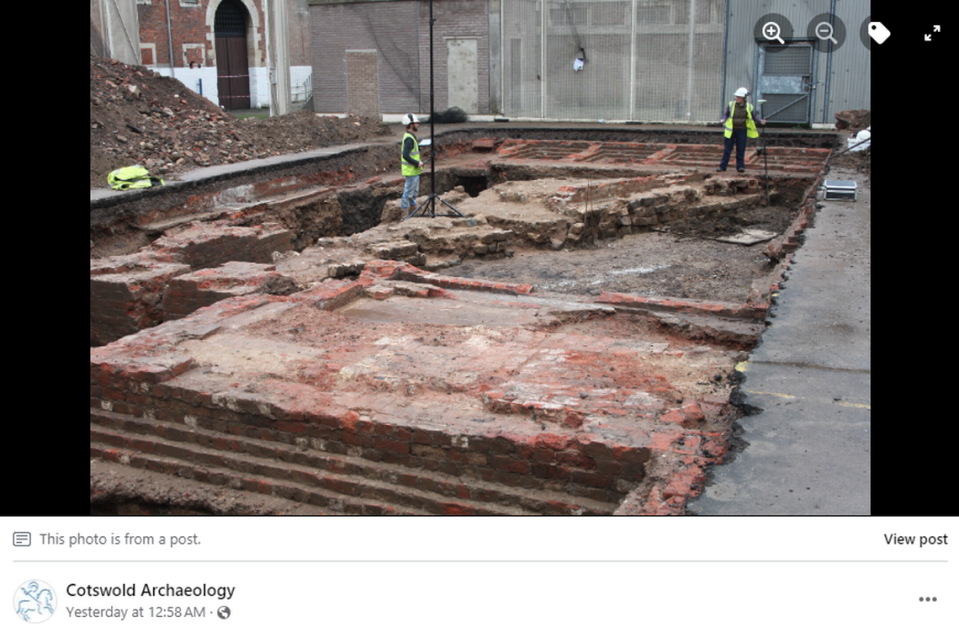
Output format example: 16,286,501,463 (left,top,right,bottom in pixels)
847,127,870,152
